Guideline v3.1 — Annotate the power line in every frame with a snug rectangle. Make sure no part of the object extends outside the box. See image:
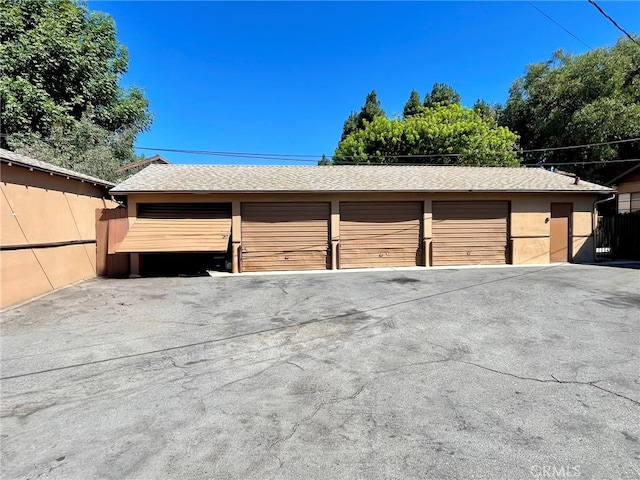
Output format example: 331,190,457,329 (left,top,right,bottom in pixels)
531,158,640,167
521,137,640,153
323,158,640,167
134,137,640,162
587,0,640,47
133,146,321,159
526,1,593,50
